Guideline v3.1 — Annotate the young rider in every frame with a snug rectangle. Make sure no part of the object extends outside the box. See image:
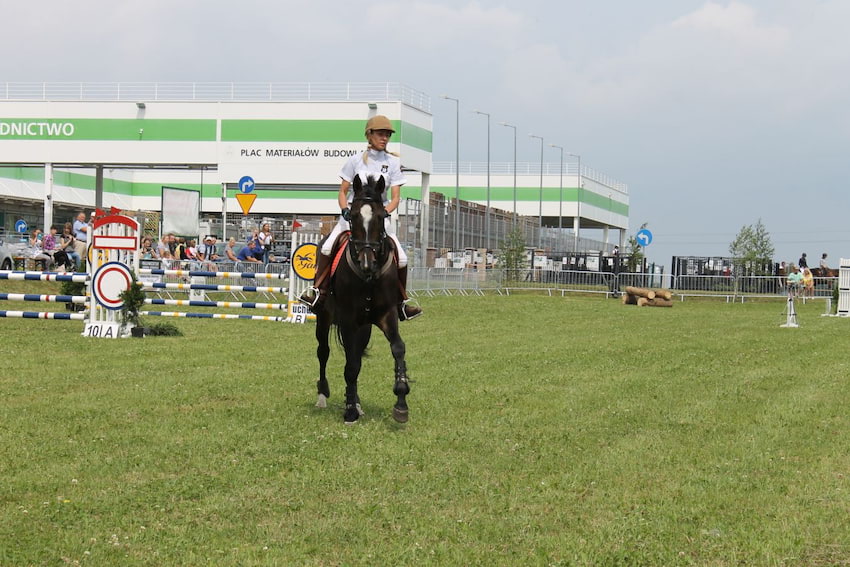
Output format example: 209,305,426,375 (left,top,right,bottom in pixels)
299,115,422,320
